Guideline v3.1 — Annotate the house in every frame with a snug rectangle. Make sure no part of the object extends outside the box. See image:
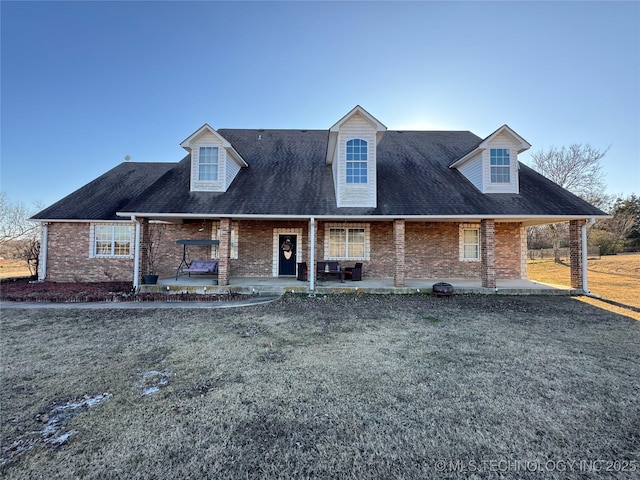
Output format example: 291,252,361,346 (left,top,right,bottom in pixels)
31,106,606,291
